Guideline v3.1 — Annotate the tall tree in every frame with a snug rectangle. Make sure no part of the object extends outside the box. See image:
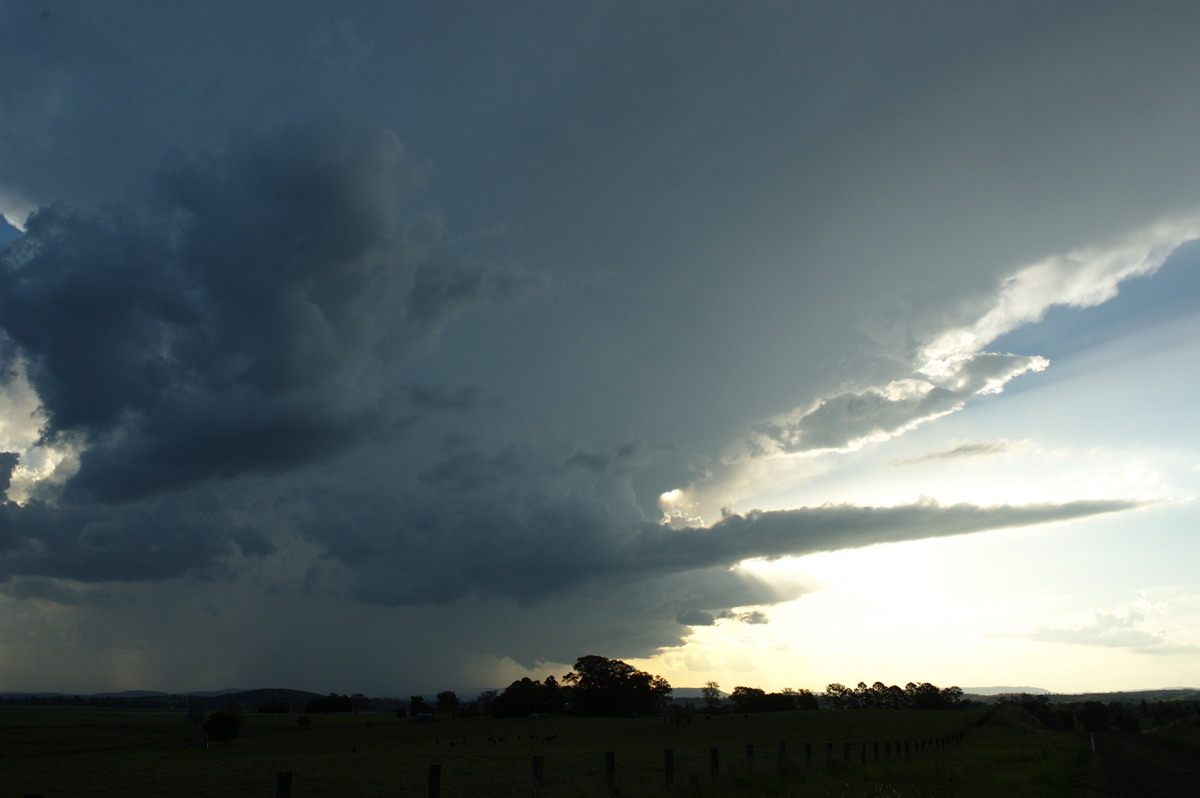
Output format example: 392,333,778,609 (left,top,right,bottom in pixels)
562,655,672,716
701,681,723,712
203,700,243,744
436,691,460,714
730,686,767,713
